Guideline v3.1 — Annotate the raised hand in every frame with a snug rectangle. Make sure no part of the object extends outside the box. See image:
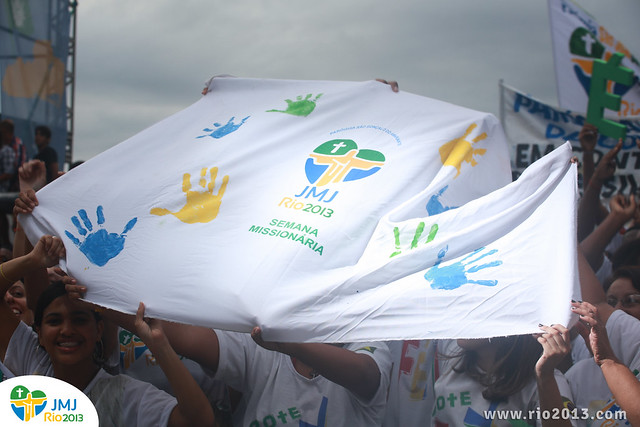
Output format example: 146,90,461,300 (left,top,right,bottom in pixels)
534,324,570,377
571,301,617,366
375,78,399,92
578,123,599,153
609,193,636,221
13,190,38,215
133,302,170,358
18,160,46,192
30,235,65,268
592,140,622,184
251,326,284,353
62,274,85,300
65,206,137,267
150,166,229,224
